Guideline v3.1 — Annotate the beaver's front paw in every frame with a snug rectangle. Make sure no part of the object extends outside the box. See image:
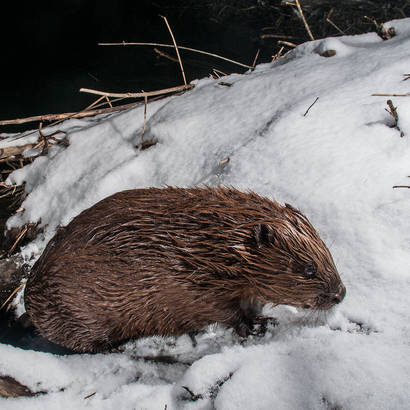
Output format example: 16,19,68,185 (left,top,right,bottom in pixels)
251,316,279,336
